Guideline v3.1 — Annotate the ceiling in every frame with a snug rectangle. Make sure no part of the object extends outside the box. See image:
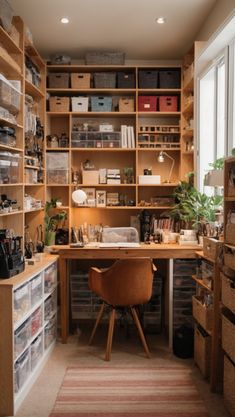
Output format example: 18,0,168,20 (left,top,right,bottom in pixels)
9,0,217,61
